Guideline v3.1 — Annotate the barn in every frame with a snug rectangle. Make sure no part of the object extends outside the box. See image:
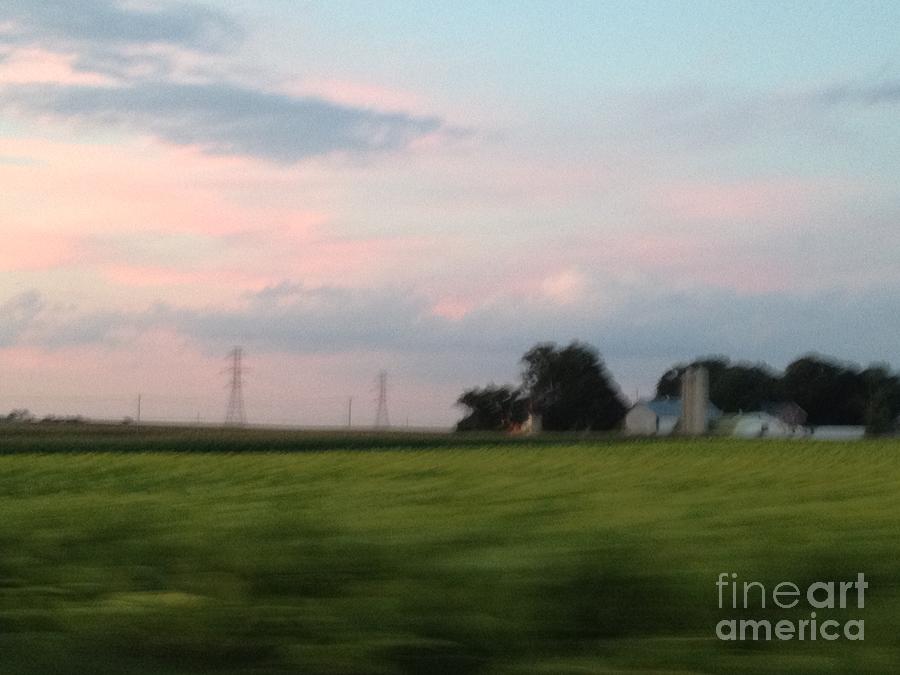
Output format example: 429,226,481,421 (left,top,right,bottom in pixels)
624,397,722,436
